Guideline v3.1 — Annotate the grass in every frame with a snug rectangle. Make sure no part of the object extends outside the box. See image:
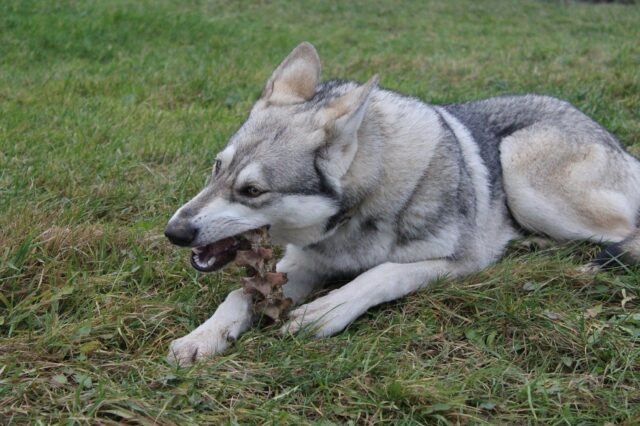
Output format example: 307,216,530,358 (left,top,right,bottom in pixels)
1,0,639,423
